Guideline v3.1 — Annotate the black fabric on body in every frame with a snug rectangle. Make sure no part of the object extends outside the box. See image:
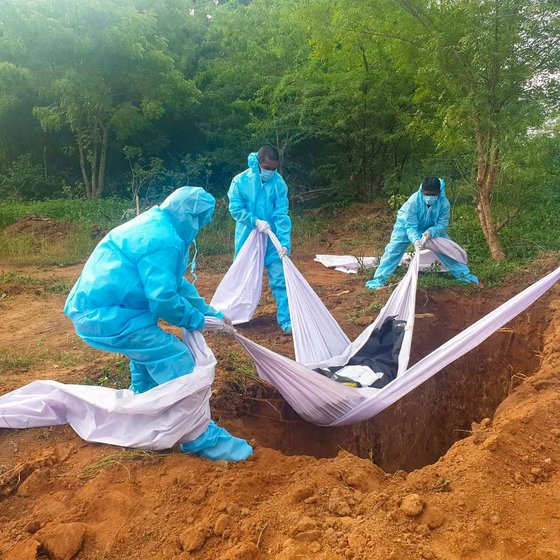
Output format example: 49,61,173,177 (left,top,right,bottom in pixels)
315,317,406,388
